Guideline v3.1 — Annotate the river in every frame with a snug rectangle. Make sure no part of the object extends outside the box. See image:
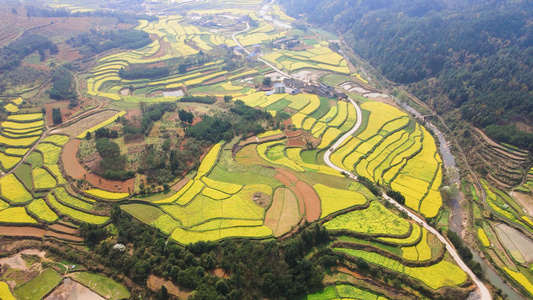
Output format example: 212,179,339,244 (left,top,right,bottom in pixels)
399,101,524,300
